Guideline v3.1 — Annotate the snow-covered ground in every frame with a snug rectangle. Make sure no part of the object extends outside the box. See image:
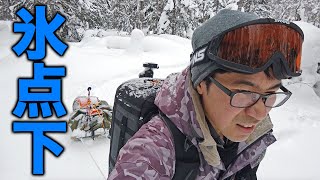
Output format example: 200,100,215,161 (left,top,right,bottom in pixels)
0,20,319,180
